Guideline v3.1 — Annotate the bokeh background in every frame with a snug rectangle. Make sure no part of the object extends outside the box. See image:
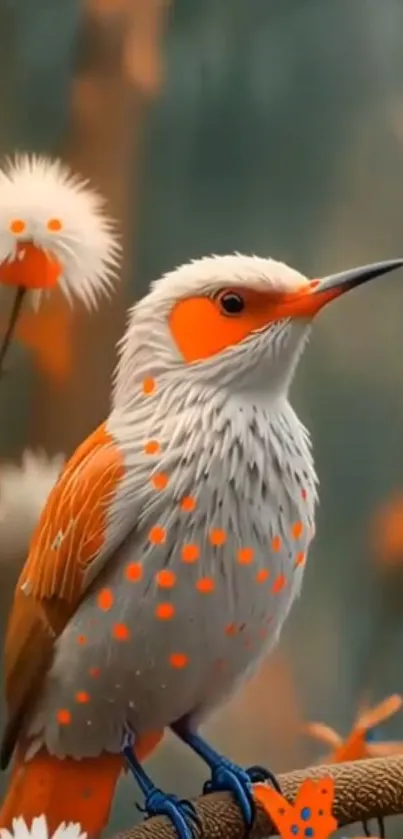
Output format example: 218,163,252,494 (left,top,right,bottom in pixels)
1,0,403,836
